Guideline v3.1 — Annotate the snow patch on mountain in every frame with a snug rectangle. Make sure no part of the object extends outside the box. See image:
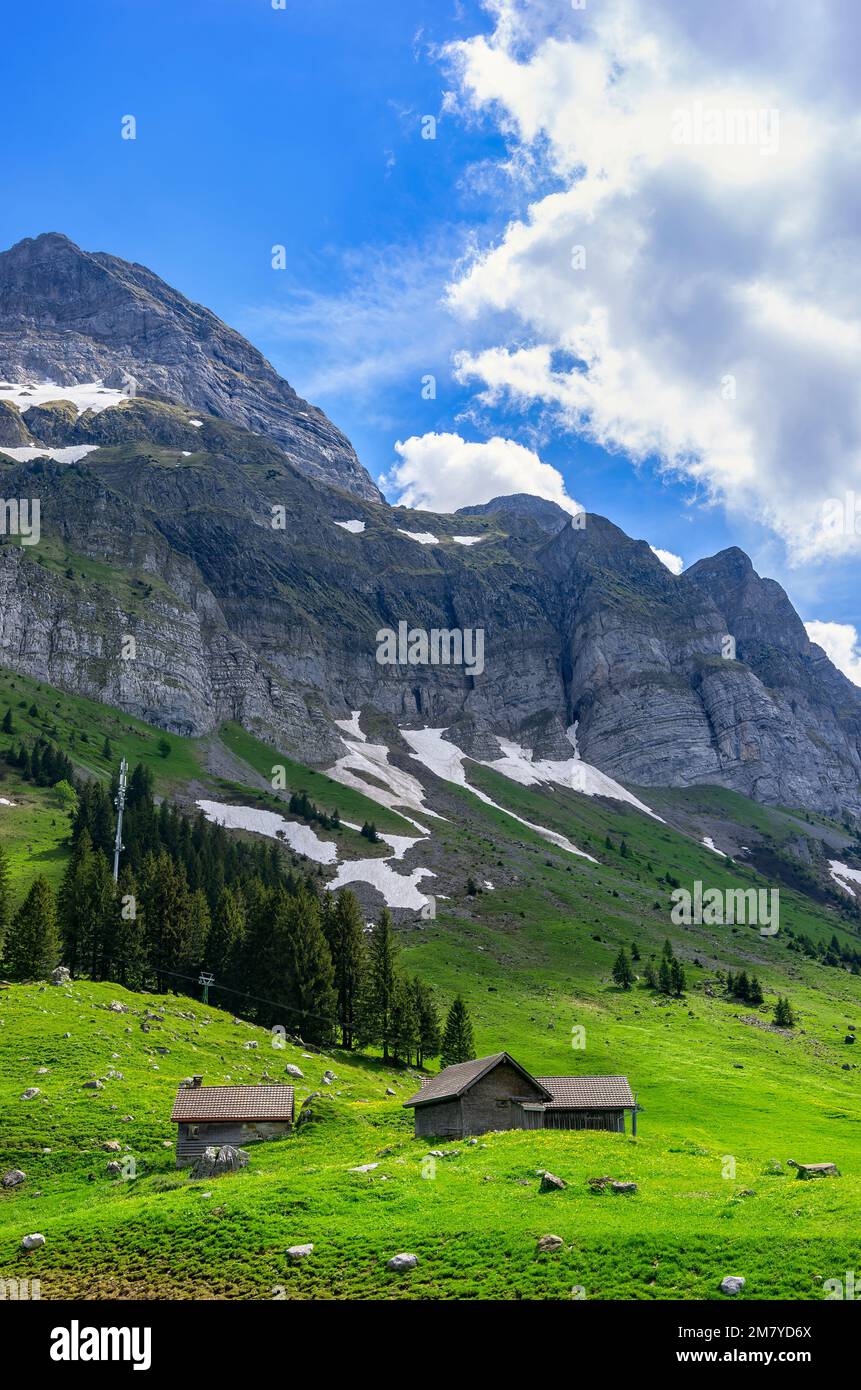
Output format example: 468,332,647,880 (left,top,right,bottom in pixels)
401,727,597,861
0,444,100,464
829,860,861,897
397,528,439,545
326,734,438,831
483,730,662,821
327,859,434,909
196,799,337,863
0,380,127,415
334,519,365,534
